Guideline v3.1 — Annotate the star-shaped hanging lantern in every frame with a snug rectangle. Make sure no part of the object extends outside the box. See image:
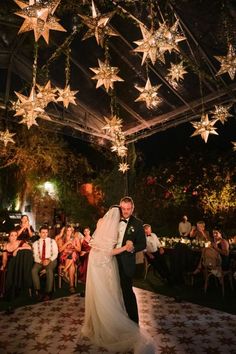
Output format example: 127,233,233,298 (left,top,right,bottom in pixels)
14,88,51,129
215,44,236,80
102,115,123,135
232,141,236,151
56,85,78,109
157,21,186,54
133,24,165,66
79,0,117,47
36,80,57,107
14,0,66,44
111,142,127,157
0,129,16,147
167,61,187,82
90,59,124,92
210,104,232,124
135,78,162,109
191,114,218,143
118,162,130,174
